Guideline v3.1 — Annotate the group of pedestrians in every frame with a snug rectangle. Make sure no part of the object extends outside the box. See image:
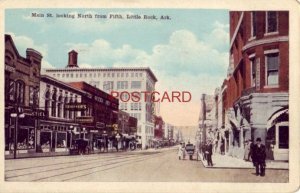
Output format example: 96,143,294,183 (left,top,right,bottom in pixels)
195,137,267,176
